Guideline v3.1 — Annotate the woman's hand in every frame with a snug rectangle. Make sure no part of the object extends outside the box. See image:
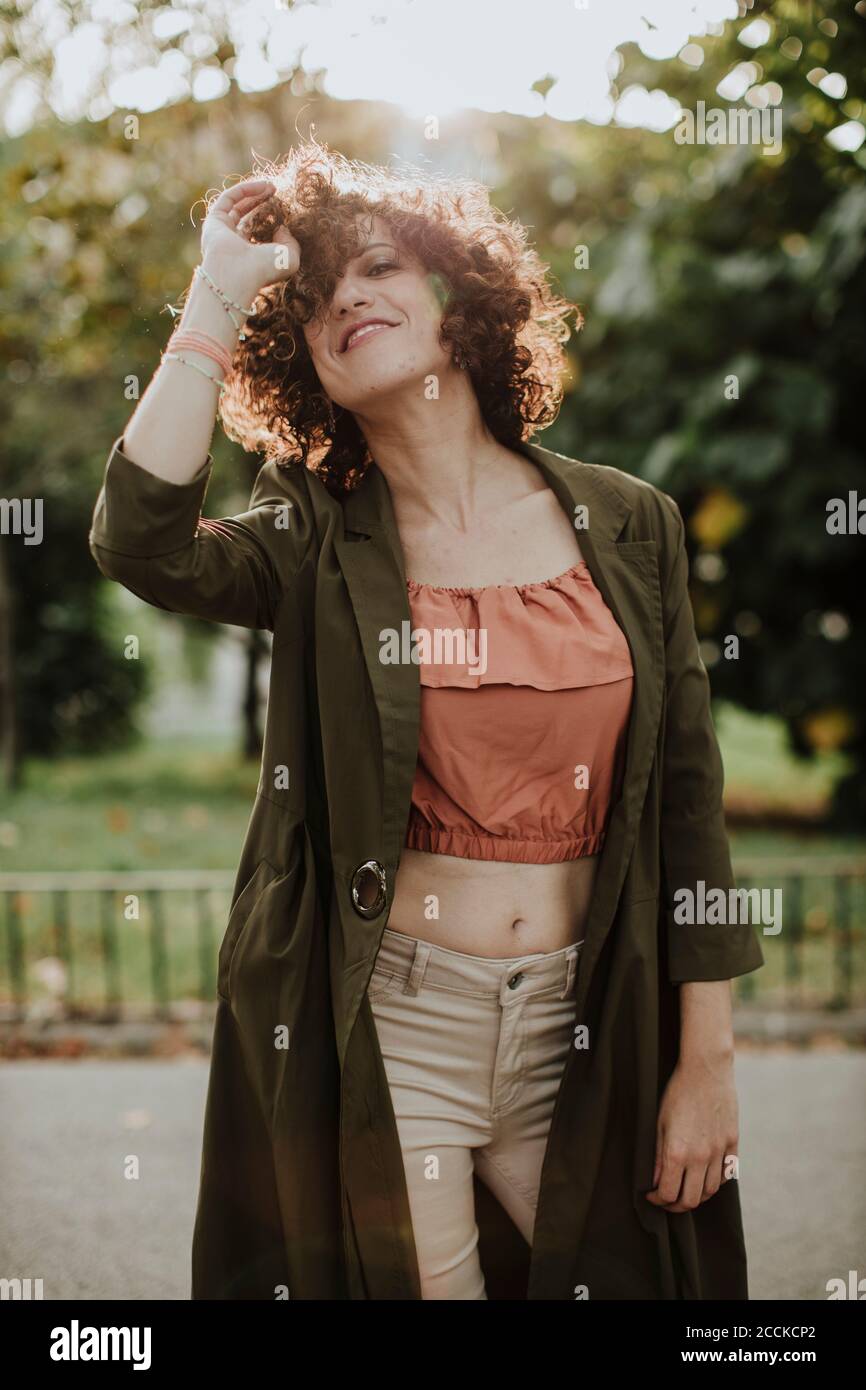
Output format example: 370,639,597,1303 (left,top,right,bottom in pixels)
200,176,300,304
645,1054,739,1213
